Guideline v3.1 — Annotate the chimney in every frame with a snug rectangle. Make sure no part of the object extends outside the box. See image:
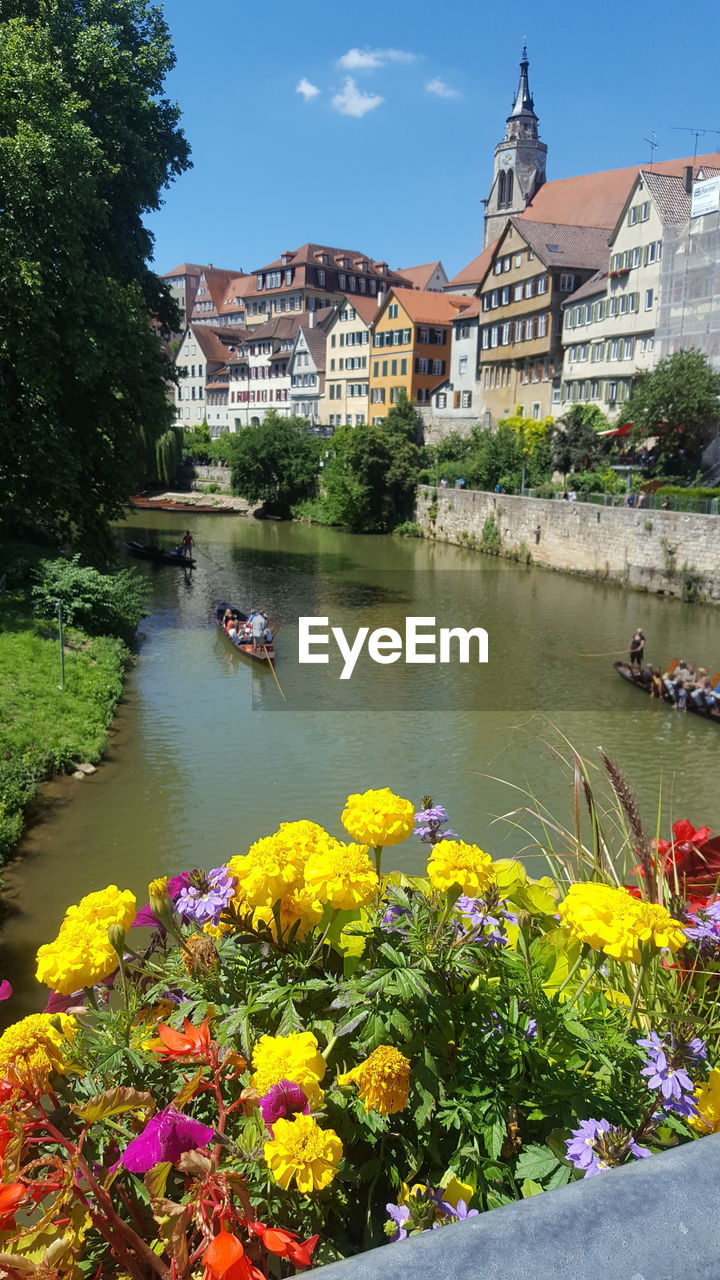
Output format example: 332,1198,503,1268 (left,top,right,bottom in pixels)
684,165,694,195
376,289,386,311
308,310,315,329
